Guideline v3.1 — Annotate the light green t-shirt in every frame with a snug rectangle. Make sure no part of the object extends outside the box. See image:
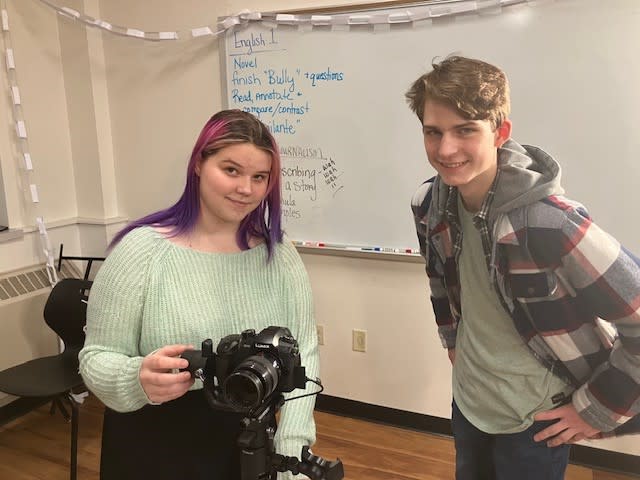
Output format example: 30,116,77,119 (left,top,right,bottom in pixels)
453,196,569,434
79,226,319,461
